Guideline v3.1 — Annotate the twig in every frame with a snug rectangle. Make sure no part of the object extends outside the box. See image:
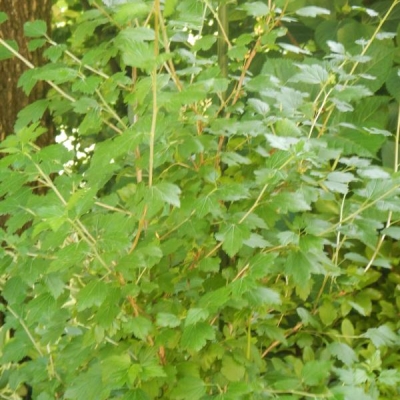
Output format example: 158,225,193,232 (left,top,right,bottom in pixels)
7,305,43,357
